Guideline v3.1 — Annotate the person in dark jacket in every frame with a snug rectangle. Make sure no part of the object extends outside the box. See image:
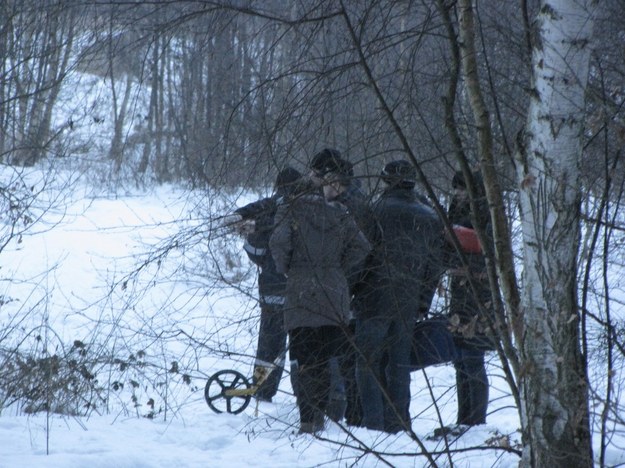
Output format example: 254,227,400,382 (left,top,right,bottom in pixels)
356,160,446,433
234,167,302,402
446,170,495,428
270,180,371,434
